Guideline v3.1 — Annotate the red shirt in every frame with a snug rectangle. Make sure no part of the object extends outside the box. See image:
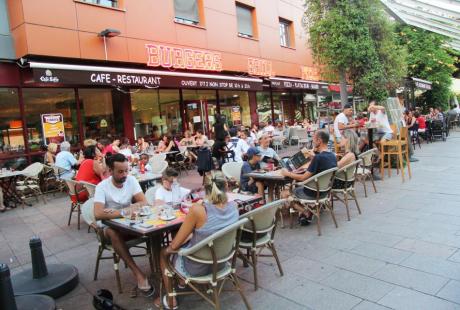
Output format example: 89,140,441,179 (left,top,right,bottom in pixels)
75,159,101,185
417,116,426,129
